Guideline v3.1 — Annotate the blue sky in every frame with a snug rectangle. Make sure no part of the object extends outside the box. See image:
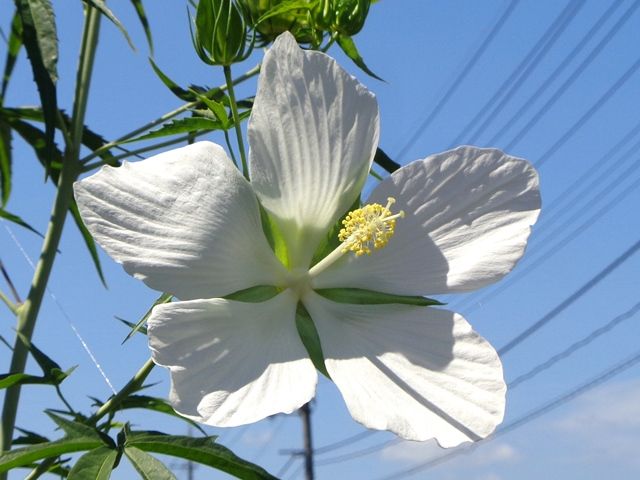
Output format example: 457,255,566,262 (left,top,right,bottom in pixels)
1,1,639,479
